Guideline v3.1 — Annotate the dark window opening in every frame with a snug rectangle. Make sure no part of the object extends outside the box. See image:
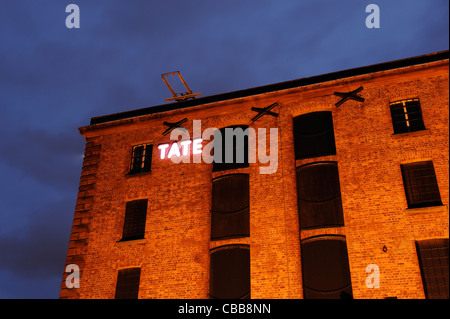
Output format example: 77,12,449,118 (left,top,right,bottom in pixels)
213,125,249,172
416,239,449,299
211,174,249,240
293,111,336,160
129,143,152,174
390,99,426,134
121,199,148,241
296,162,344,229
115,267,141,299
401,161,442,209
301,236,353,299
209,245,250,299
